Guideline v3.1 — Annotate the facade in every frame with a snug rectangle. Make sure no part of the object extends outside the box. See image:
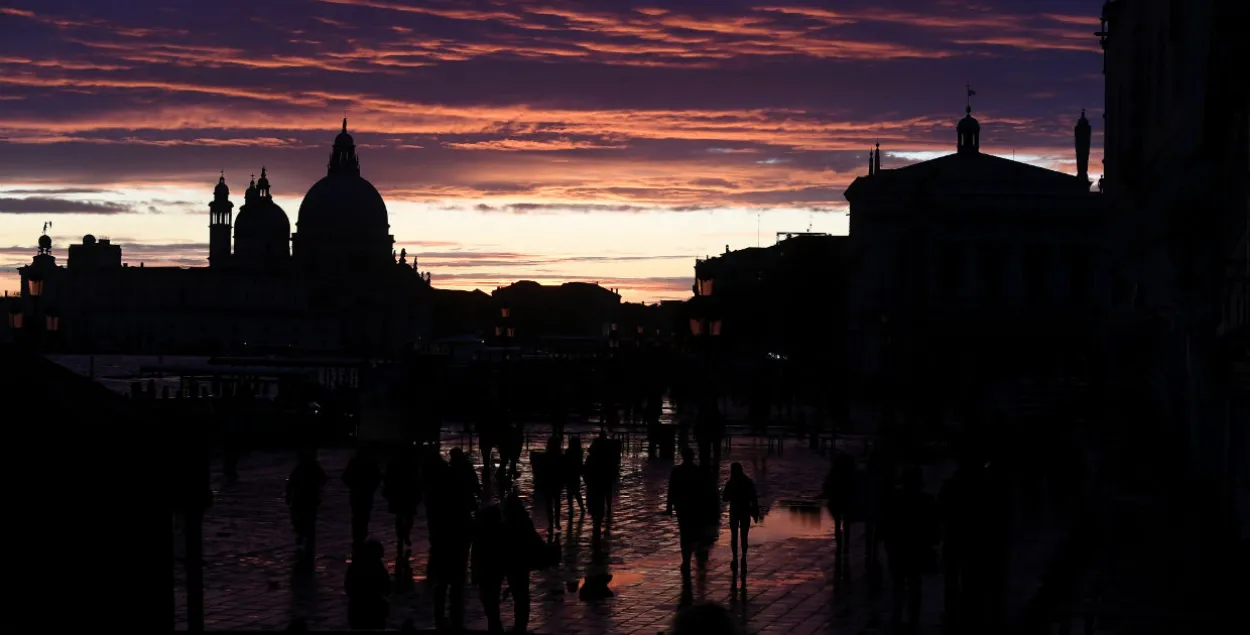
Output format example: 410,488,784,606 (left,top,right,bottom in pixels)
491,280,622,348
844,105,1105,431
690,233,848,363
689,233,850,424
5,122,432,355
1098,0,1249,538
